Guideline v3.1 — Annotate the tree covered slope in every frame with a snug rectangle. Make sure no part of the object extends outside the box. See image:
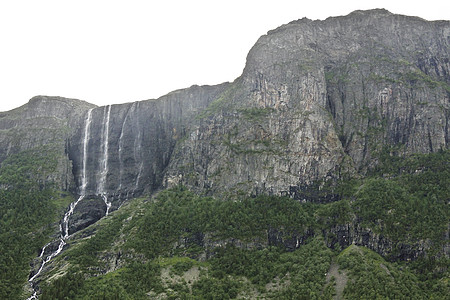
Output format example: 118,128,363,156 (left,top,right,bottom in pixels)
31,150,449,299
